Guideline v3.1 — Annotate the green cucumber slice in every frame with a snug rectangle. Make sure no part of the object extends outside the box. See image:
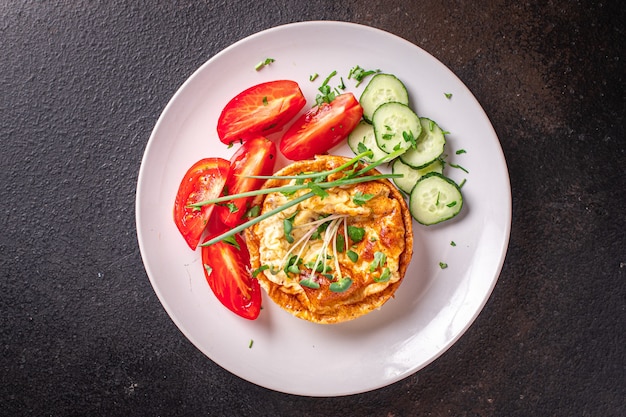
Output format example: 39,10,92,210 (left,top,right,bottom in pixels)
409,172,463,225
359,74,409,123
392,158,444,194
347,120,389,162
400,118,446,169
372,102,422,154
